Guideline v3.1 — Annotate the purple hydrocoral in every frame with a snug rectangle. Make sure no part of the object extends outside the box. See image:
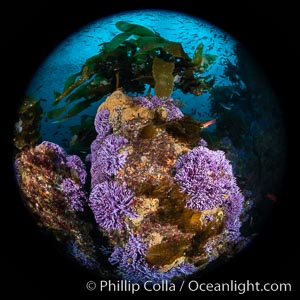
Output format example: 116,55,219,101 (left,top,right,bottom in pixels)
61,178,86,212
40,141,67,165
109,234,196,283
88,108,112,165
40,142,87,186
164,102,184,121
68,241,98,270
199,138,208,147
38,141,88,211
66,155,87,185
89,181,136,231
94,108,112,138
222,184,244,239
91,134,128,187
134,96,155,110
134,96,183,121
174,145,244,235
